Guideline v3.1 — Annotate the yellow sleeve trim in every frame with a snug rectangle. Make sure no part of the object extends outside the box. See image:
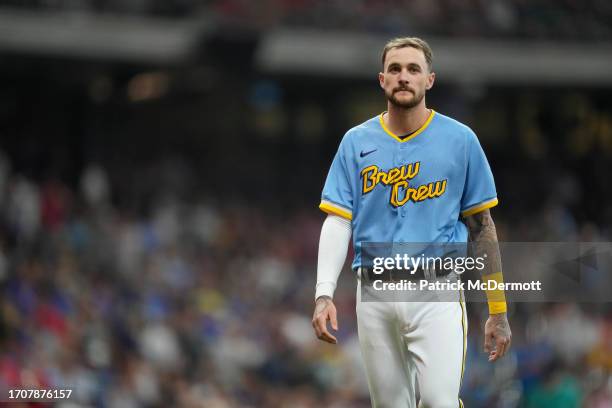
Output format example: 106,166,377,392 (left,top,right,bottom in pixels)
319,201,352,221
462,198,499,217
484,271,507,314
